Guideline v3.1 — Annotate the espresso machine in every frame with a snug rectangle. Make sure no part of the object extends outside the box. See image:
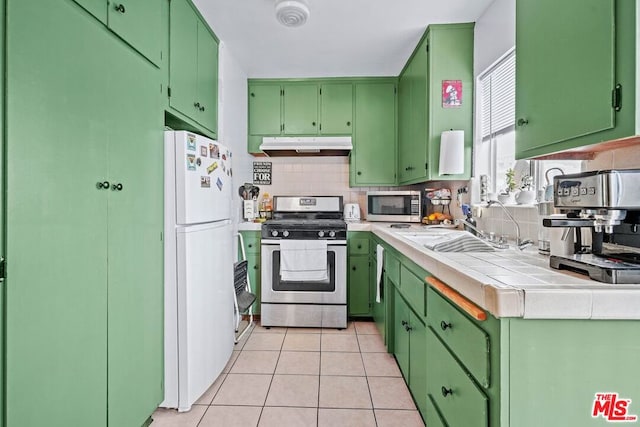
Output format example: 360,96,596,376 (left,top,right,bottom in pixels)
543,169,640,284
